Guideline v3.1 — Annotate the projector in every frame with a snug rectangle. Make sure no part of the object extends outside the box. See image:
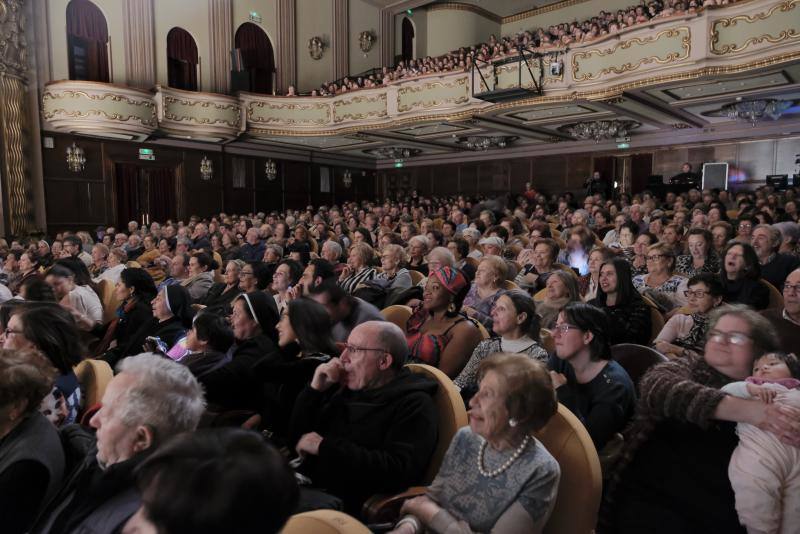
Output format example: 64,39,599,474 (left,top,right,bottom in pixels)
549,61,563,76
